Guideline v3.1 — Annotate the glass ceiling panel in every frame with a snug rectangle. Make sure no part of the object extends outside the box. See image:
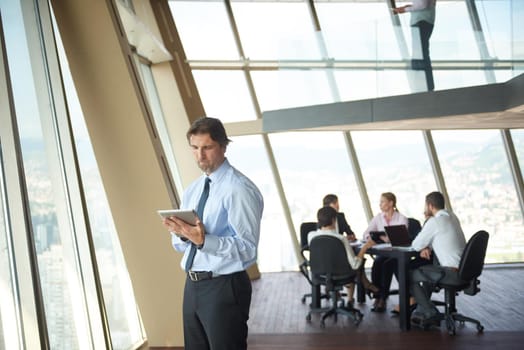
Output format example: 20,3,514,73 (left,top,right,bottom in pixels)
315,1,402,60
251,70,334,112
231,0,321,60
424,1,479,60
477,0,512,60
193,70,257,122
169,1,238,60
